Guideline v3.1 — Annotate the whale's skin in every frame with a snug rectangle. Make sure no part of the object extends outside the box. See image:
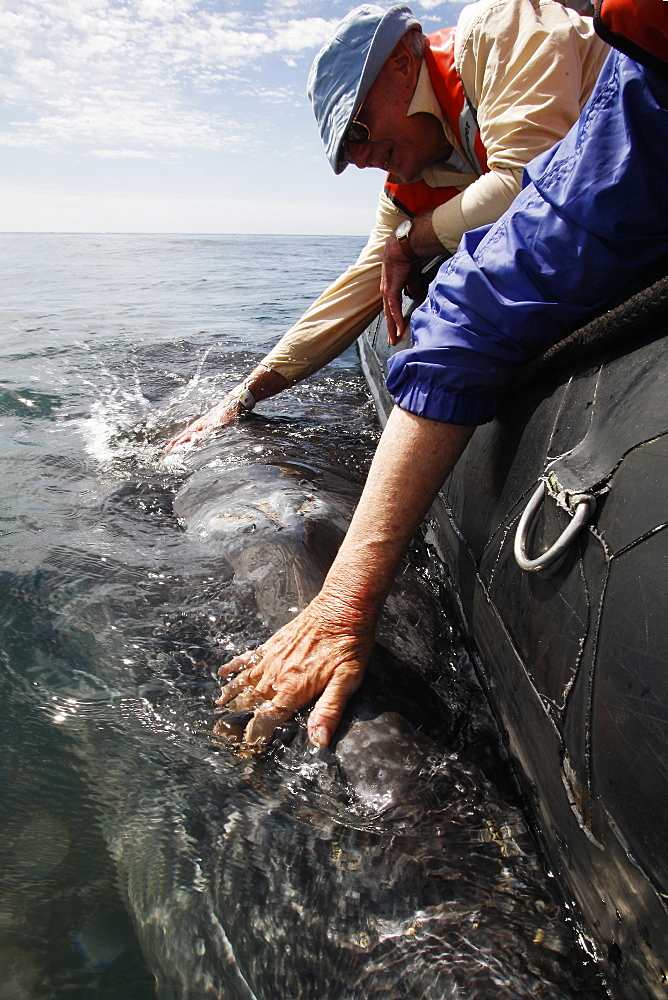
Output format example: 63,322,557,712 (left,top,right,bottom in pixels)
0,452,606,1000
73,660,602,1000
